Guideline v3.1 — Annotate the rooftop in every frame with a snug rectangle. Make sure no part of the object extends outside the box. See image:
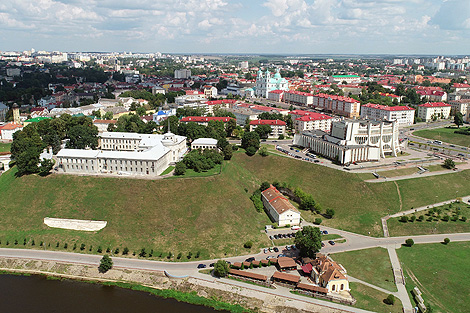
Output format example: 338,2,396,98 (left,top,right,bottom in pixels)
249,119,286,126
